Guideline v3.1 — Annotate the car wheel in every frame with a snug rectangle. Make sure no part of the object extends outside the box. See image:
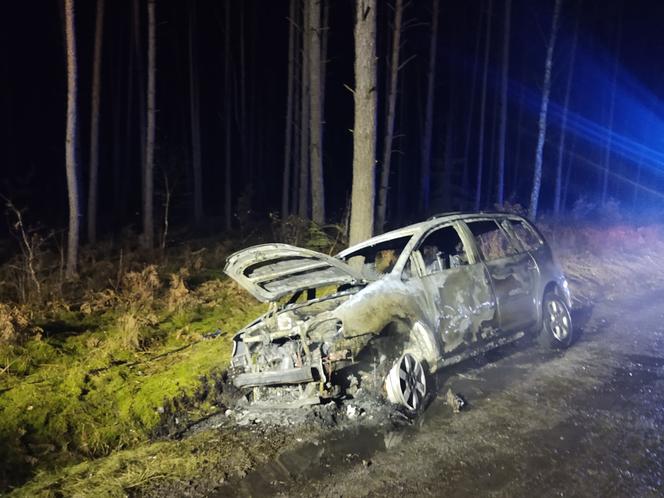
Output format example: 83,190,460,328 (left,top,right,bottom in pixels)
539,292,574,348
385,353,427,411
